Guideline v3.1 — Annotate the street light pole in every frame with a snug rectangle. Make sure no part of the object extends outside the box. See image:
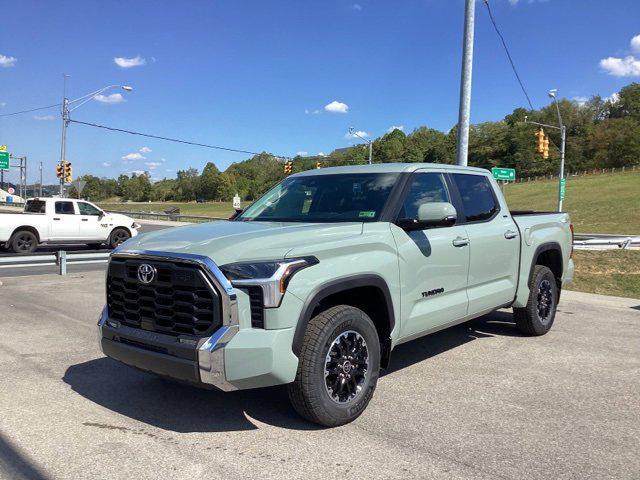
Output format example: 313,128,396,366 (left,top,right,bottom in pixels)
57,82,133,197
39,161,43,197
549,89,566,212
456,0,476,167
348,127,373,164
